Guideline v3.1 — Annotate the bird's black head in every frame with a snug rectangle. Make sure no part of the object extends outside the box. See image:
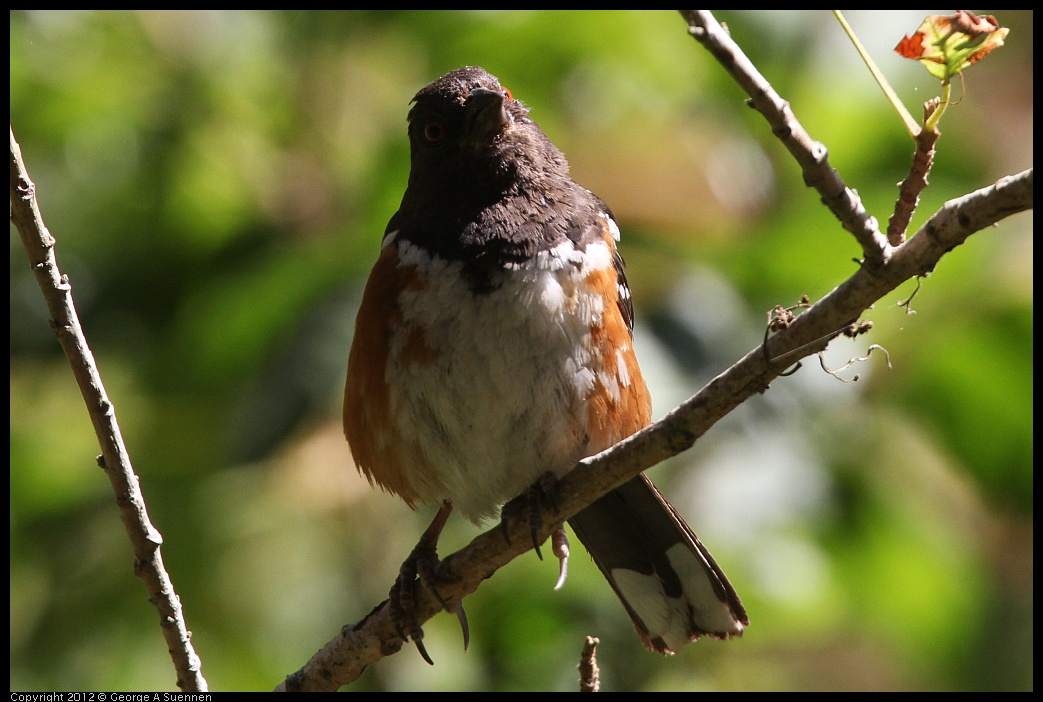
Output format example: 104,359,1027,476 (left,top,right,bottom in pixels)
390,67,590,285
402,67,569,201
